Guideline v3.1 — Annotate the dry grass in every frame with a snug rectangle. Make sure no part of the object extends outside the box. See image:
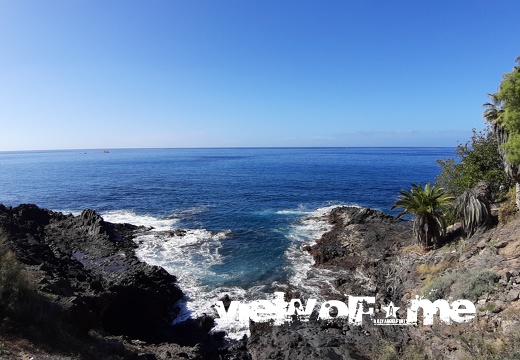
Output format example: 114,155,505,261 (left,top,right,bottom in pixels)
416,260,450,277
376,341,431,360
0,231,34,324
401,244,425,255
498,187,518,225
